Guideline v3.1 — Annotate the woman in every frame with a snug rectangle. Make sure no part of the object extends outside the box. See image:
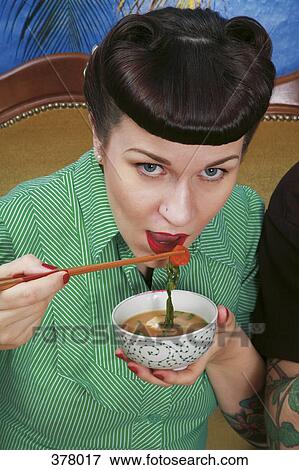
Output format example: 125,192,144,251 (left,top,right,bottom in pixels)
0,8,275,449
